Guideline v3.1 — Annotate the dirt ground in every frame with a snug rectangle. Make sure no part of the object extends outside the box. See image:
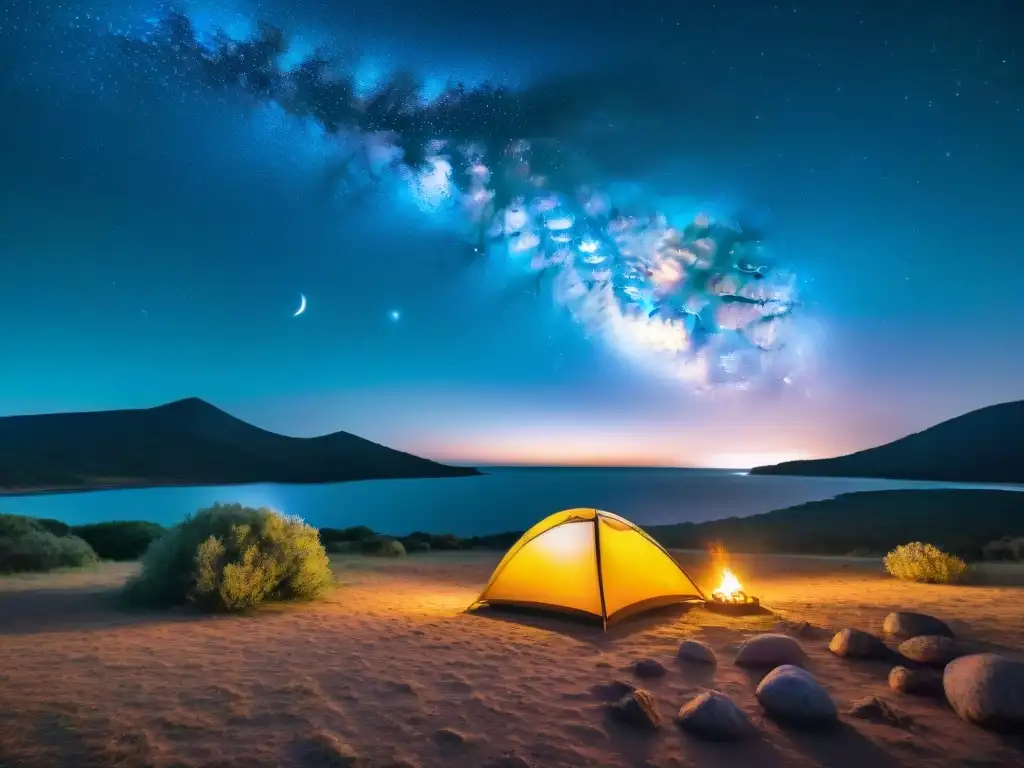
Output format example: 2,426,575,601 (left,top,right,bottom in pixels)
1,551,1022,767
